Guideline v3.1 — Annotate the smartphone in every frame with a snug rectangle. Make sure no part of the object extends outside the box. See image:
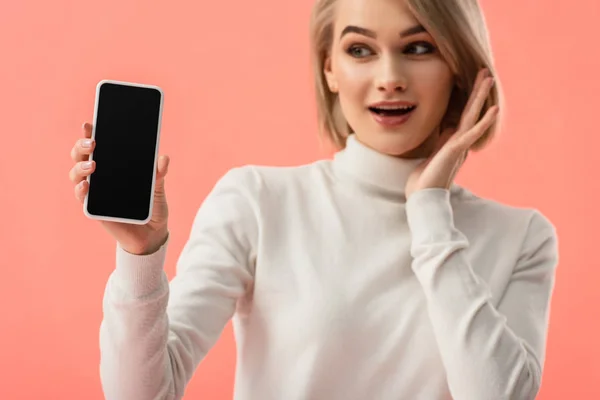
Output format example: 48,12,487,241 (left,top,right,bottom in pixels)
84,79,164,225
